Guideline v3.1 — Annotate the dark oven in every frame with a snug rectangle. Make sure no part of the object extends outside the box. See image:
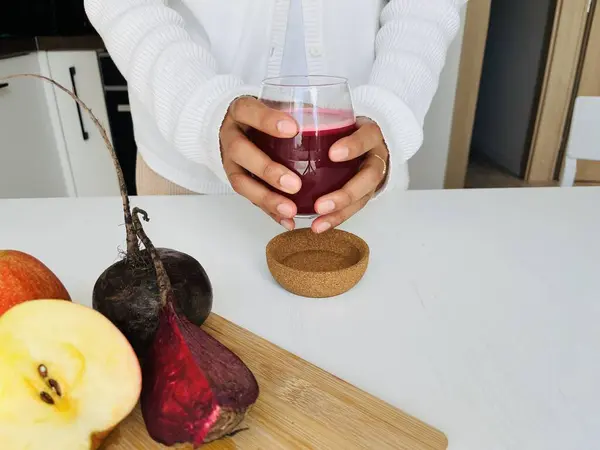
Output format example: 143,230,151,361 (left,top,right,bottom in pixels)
98,52,138,195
